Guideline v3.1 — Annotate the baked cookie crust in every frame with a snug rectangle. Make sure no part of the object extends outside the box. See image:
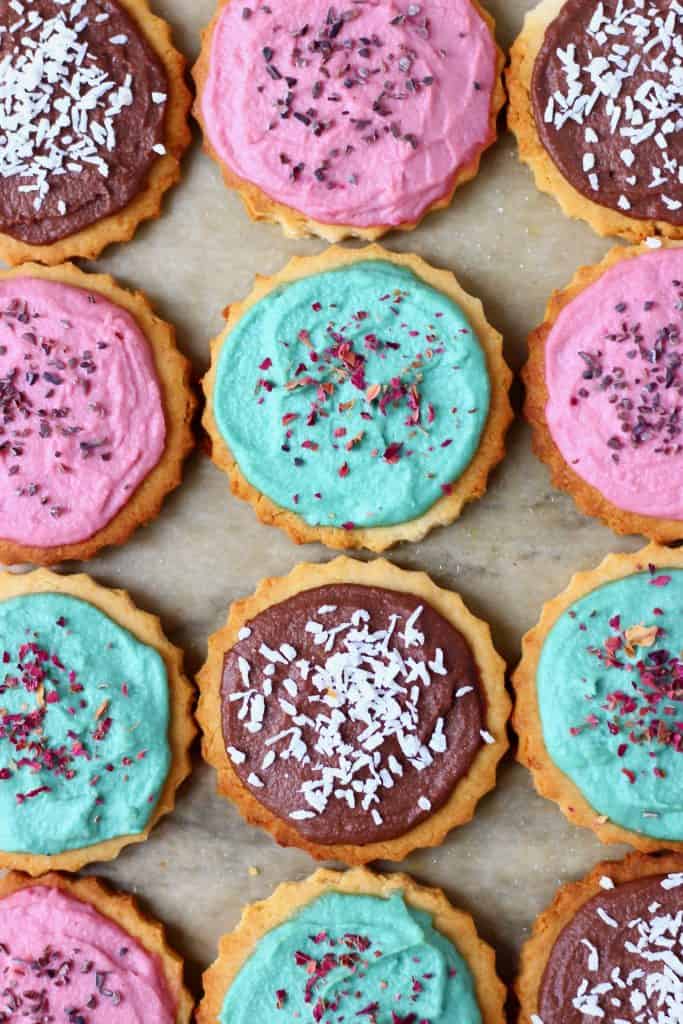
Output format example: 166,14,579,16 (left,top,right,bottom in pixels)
202,244,513,552
0,261,195,565
523,240,683,543
0,0,192,268
197,556,510,864
192,0,505,242
516,849,683,1024
507,0,683,243
0,568,196,874
513,542,683,853
197,866,506,1024
0,870,194,1023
